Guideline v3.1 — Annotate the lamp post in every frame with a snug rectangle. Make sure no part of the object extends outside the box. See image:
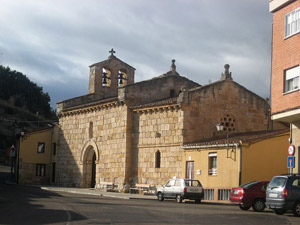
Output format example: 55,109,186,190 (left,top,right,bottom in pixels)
216,123,229,158
16,130,24,184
